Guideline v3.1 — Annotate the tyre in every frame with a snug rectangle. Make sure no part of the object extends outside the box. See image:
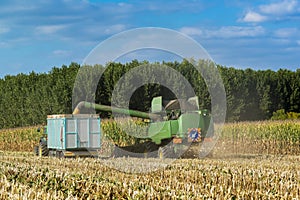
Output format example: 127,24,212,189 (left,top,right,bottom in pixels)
198,139,214,158
143,141,158,158
55,151,64,158
34,146,39,156
48,150,55,157
113,145,122,158
158,145,175,159
39,142,49,156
